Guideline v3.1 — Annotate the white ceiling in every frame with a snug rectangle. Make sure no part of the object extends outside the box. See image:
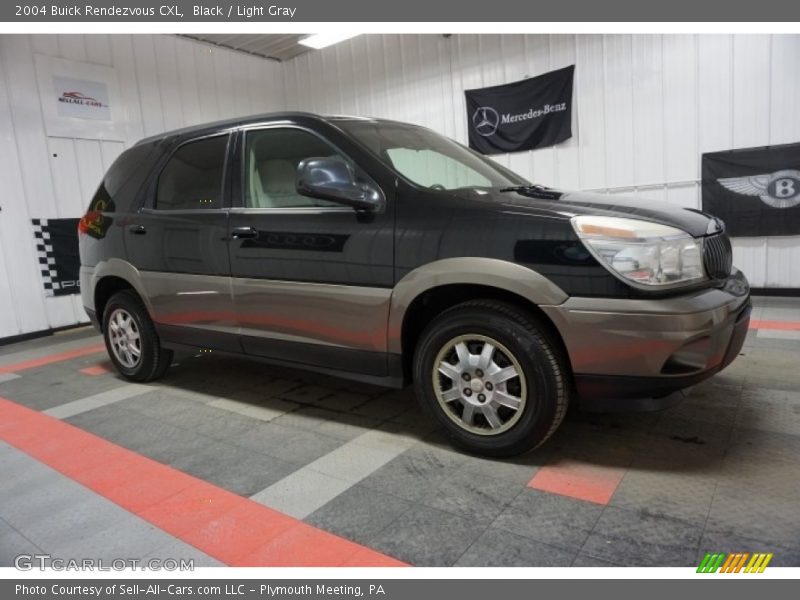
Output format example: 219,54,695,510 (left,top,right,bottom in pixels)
179,34,313,62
